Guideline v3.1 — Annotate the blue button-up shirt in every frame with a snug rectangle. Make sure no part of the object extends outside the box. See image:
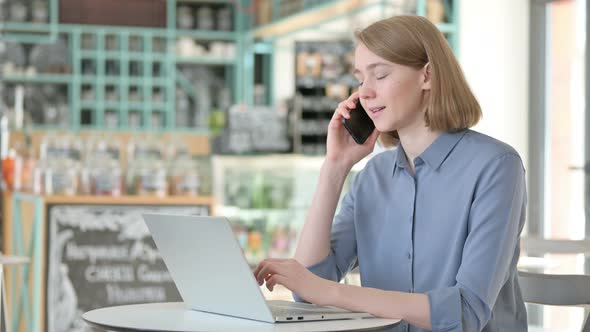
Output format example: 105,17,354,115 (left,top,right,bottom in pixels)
297,129,528,332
